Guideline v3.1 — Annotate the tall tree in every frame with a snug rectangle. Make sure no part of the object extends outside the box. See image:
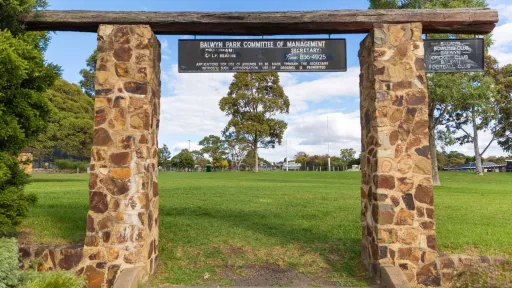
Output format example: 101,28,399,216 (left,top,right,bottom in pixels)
340,148,356,167
33,79,94,159
220,73,289,172
158,144,172,170
490,63,512,154
170,149,195,170
224,132,250,171
448,74,498,175
79,50,98,97
294,152,308,168
369,0,489,185
0,0,60,234
199,135,228,169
